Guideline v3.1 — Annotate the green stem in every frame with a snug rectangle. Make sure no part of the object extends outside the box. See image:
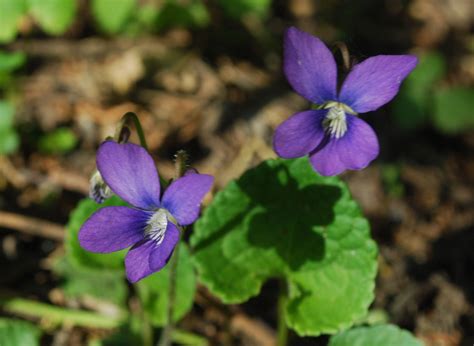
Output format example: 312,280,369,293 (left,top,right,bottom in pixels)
172,328,208,346
159,150,188,346
142,305,154,346
277,281,288,346
0,297,125,329
114,112,148,150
